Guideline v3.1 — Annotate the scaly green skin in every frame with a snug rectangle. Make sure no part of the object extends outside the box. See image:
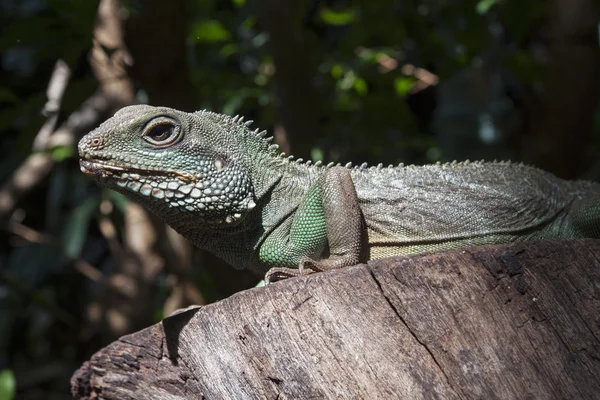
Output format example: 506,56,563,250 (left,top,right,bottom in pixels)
78,105,600,280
